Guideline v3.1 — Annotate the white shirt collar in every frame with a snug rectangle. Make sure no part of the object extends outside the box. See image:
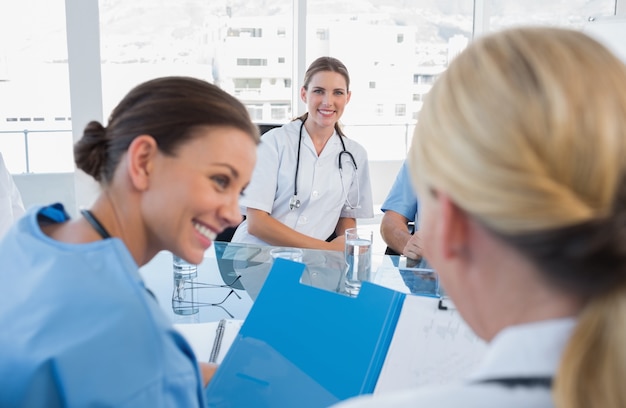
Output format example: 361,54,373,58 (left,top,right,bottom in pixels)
468,317,577,381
